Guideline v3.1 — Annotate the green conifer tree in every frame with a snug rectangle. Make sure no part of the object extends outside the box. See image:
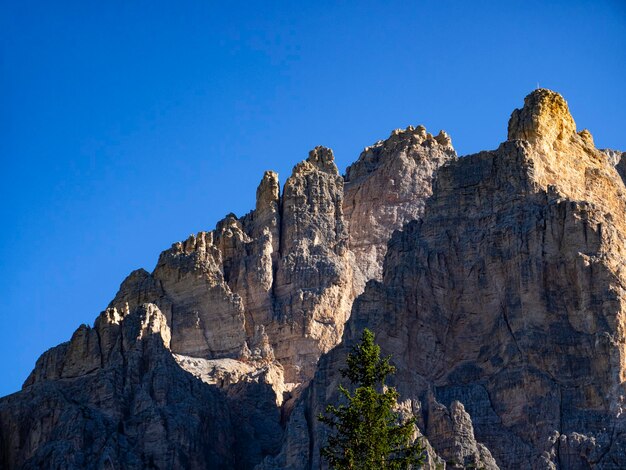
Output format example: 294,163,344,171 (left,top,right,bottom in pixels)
318,328,424,469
